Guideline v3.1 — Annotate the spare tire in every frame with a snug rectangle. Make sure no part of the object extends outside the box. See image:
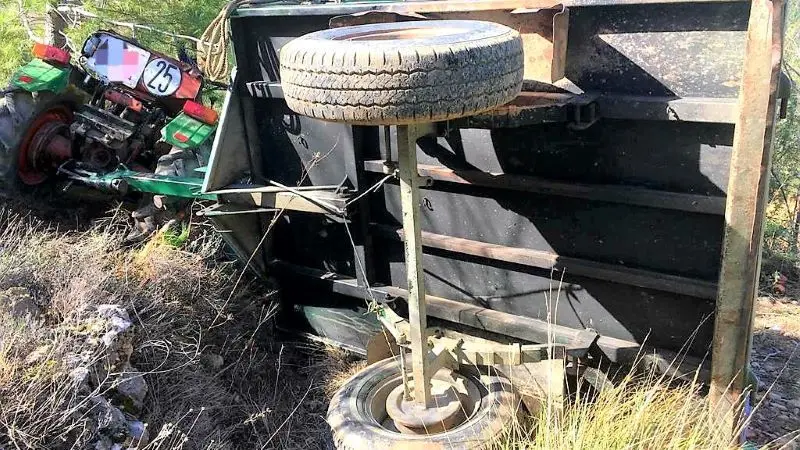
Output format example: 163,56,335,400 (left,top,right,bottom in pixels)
279,20,524,125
